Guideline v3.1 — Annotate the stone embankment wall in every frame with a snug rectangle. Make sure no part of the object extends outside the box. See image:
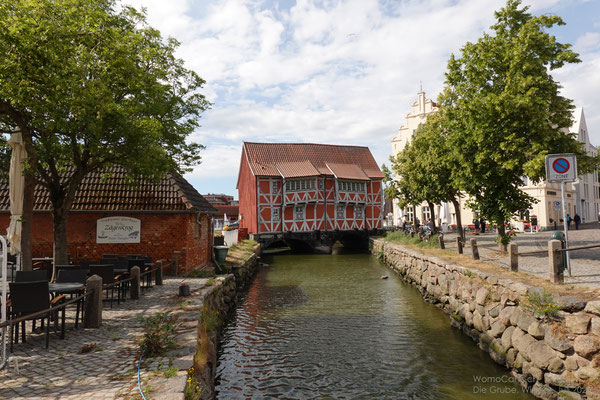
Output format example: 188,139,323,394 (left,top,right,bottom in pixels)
192,251,261,399
373,239,600,400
